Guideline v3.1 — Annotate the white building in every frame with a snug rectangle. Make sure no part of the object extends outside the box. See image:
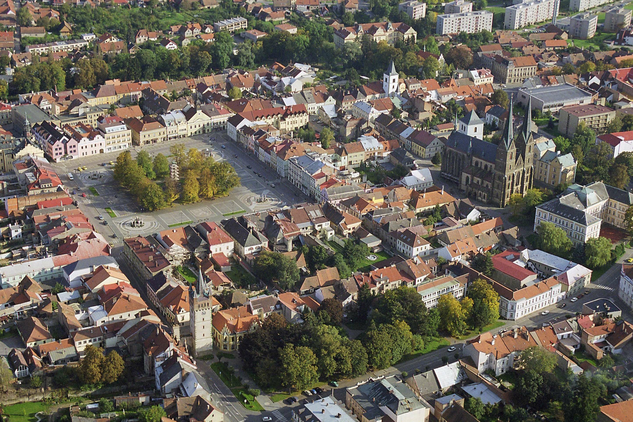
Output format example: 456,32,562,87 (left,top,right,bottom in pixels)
571,0,617,12
470,68,494,85
401,168,433,191
457,110,484,140
496,276,562,320
395,229,431,258
383,61,399,97
398,0,427,19
97,116,132,153
569,12,597,39
465,327,537,376
416,273,467,309
445,0,473,13
350,101,387,123
619,264,633,309
504,0,560,30
436,10,493,35
596,130,633,158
